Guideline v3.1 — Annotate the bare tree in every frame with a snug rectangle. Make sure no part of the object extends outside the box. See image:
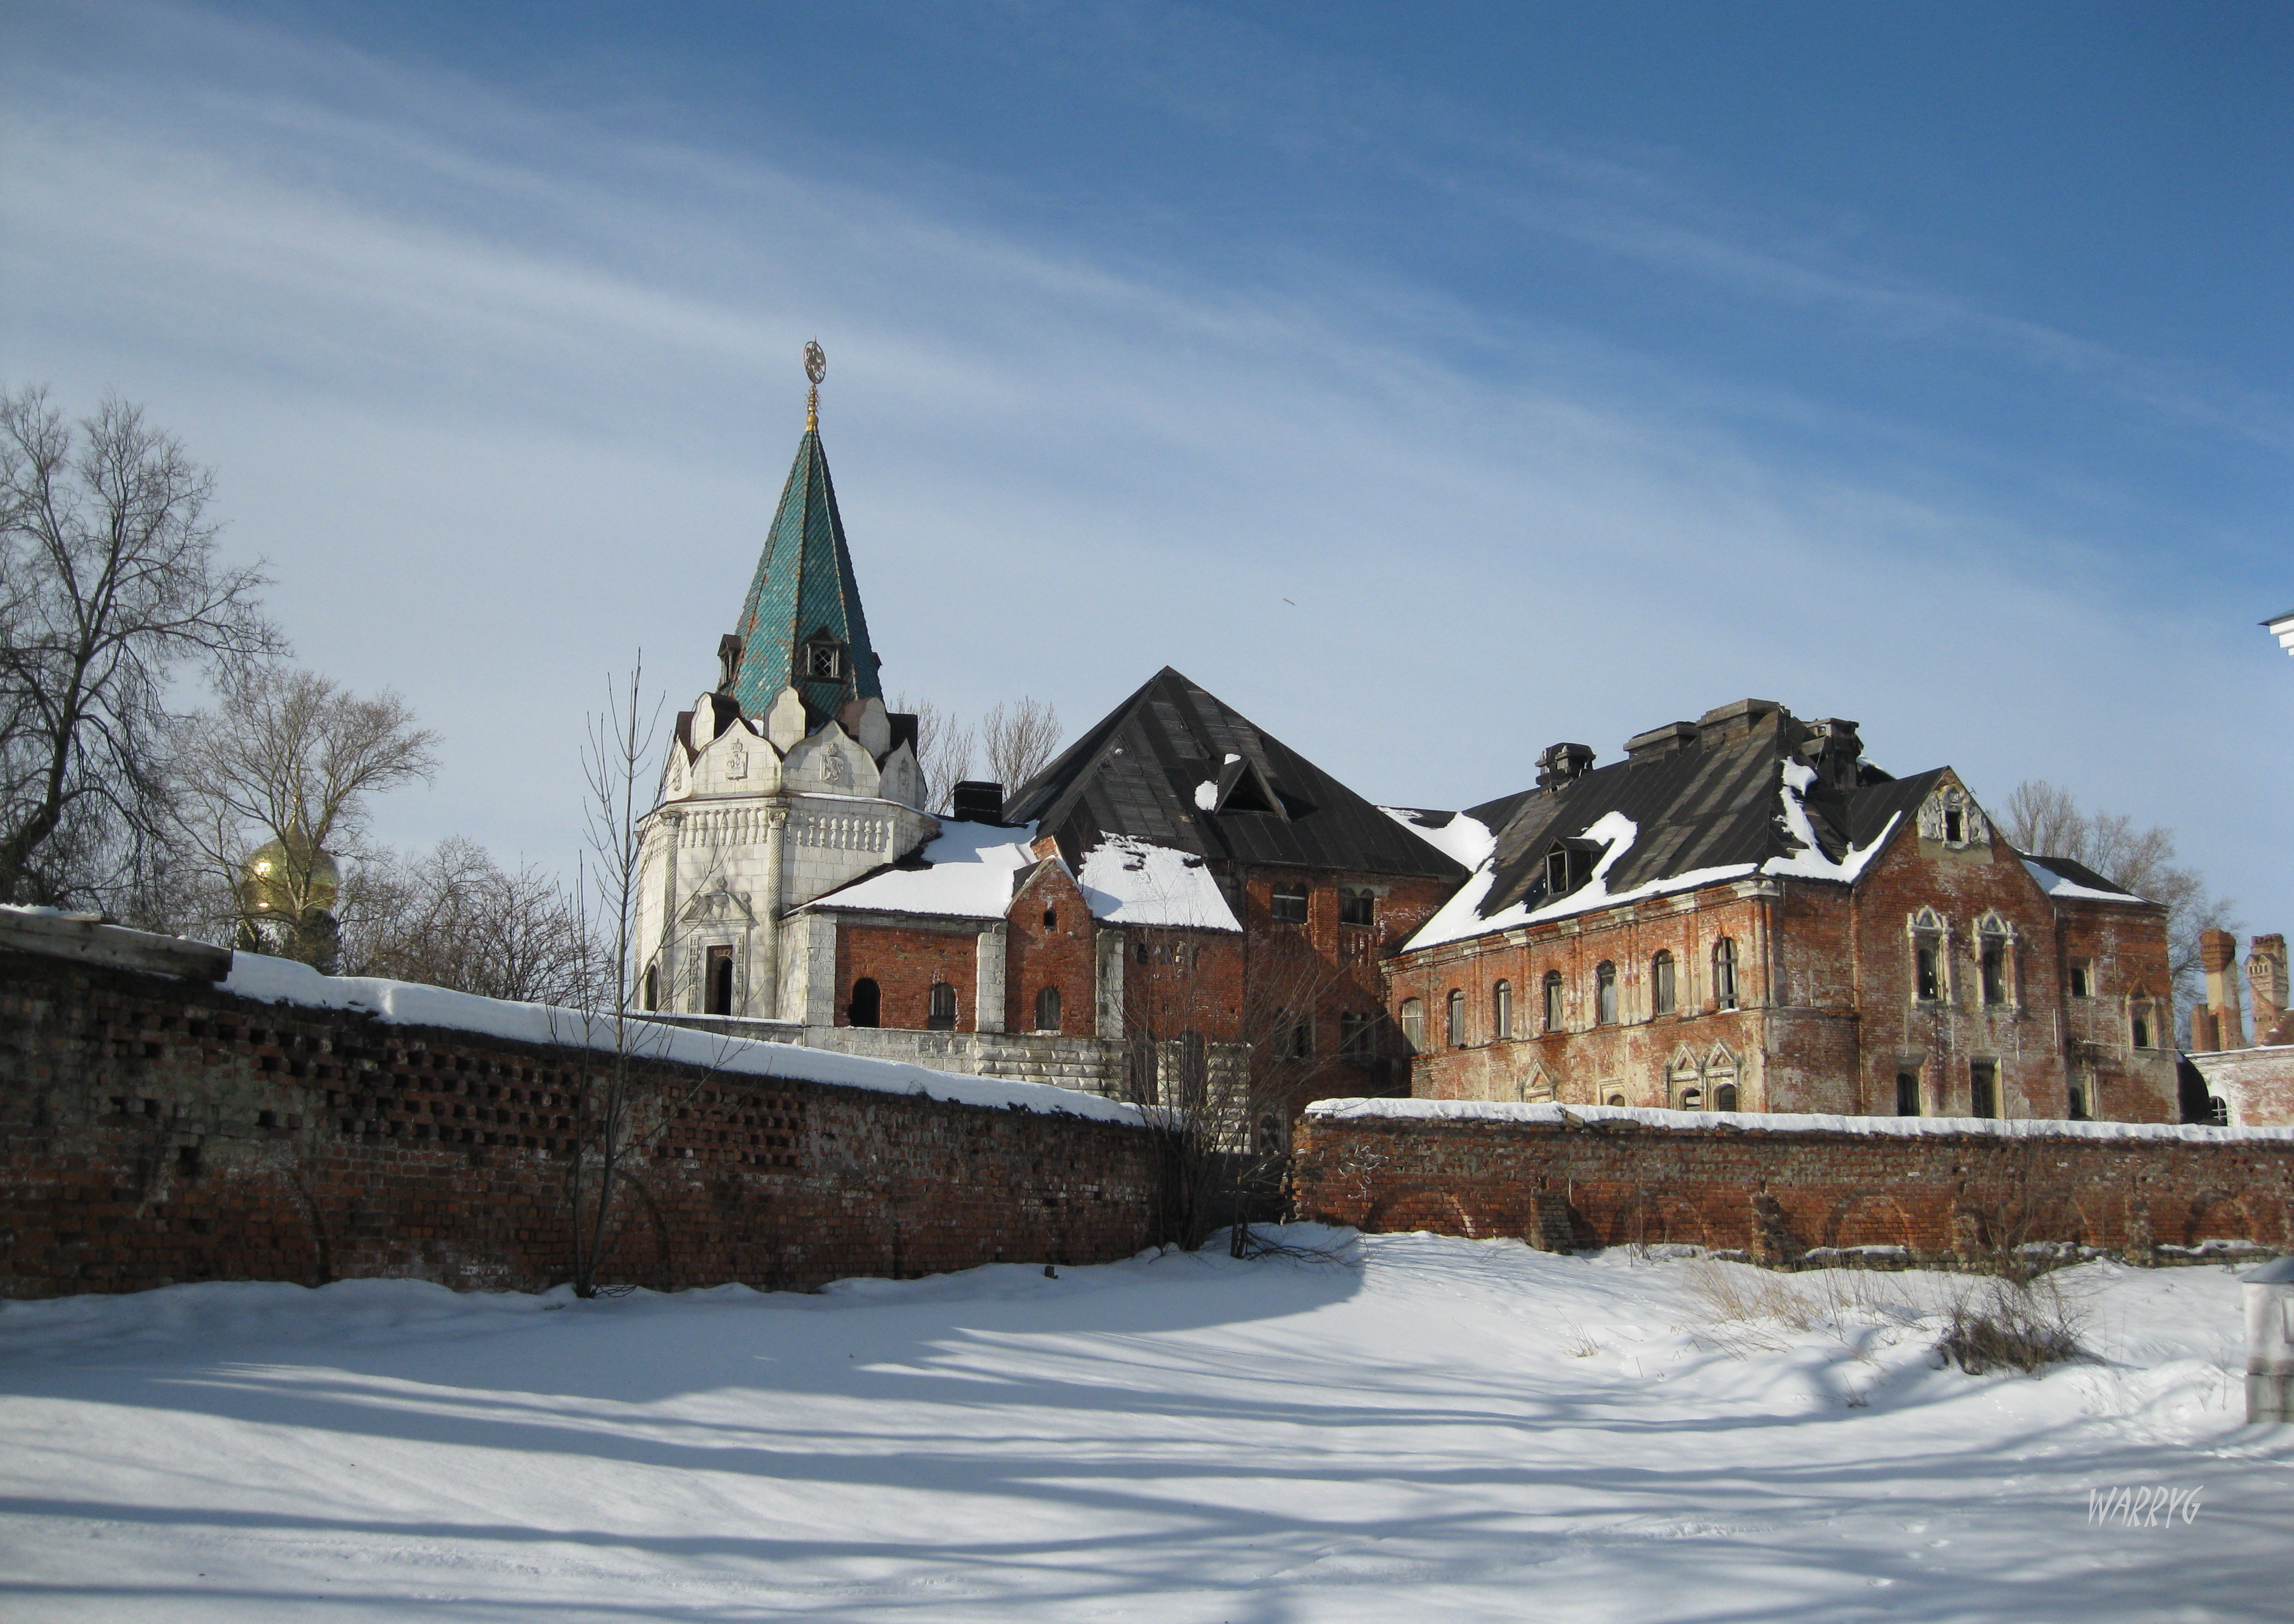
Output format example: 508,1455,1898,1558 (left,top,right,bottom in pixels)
342,836,593,1005
1998,779,2235,1002
171,667,439,968
1122,912,1350,1256
560,657,664,1297
980,696,1061,794
0,386,279,907
889,692,975,813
